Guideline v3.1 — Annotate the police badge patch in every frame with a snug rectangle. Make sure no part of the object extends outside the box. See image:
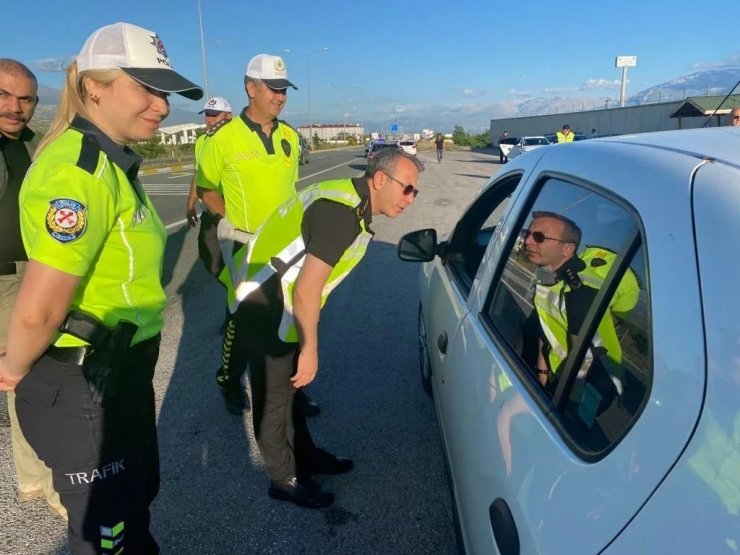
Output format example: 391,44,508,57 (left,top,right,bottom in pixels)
46,199,87,243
